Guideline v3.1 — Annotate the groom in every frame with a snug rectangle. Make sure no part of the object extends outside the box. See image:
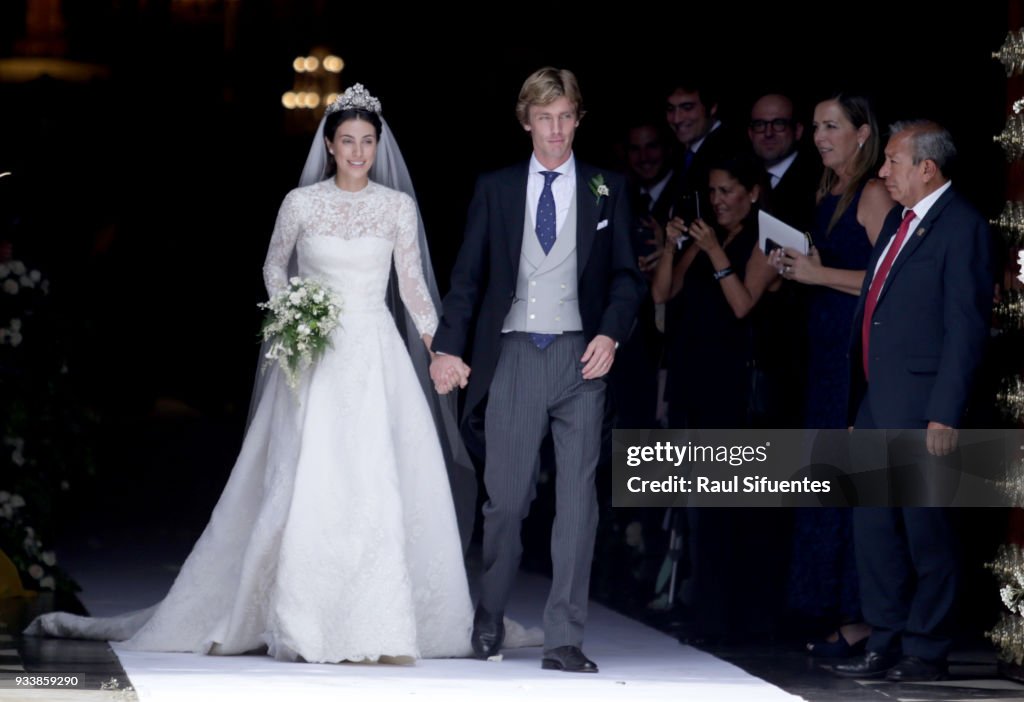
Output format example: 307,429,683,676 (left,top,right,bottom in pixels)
430,67,645,673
